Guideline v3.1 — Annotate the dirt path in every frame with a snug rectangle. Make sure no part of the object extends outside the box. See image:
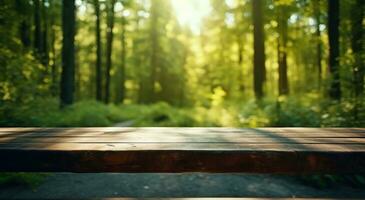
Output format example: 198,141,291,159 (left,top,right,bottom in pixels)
1,173,365,199
113,120,136,127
